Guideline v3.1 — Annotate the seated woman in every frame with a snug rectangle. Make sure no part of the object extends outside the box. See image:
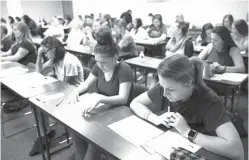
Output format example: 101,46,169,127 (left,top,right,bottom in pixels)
101,14,113,29
231,19,248,51
198,26,245,73
165,21,193,57
146,14,167,57
222,14,234,32
44,17,64,42
68,26,133,160
130,18,148,40
22,15,38,37
0,22,36,65
114,19,138,57
130,54,244,160
120,11,133,31
29,36,84,156
196,23,214,46
147,14,167,41
1,25,14,52
66,20,84,47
